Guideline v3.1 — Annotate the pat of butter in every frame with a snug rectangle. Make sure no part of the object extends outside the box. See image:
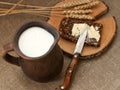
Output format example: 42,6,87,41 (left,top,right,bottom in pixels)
88,25,100,41
72,23,100,42
72,23,89,37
